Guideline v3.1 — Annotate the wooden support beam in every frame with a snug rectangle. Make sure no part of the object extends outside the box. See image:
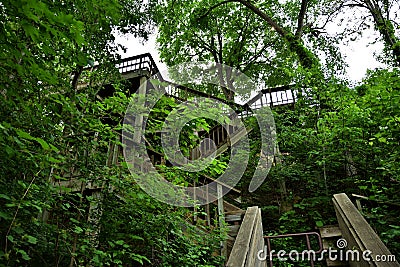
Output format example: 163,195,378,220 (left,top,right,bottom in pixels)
217,183,227,258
